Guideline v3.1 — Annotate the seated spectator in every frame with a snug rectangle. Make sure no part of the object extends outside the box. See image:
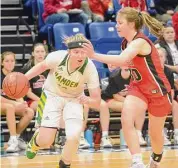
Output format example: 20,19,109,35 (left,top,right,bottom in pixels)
102,67,147,145
22,43,49,127
154,0,178,23
81,0,115,22
0,51,34,153
43,0,88,25
157,47,178,145
172,12,178,40
79,99,112,149
119,0,147,11
155,26,178,89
